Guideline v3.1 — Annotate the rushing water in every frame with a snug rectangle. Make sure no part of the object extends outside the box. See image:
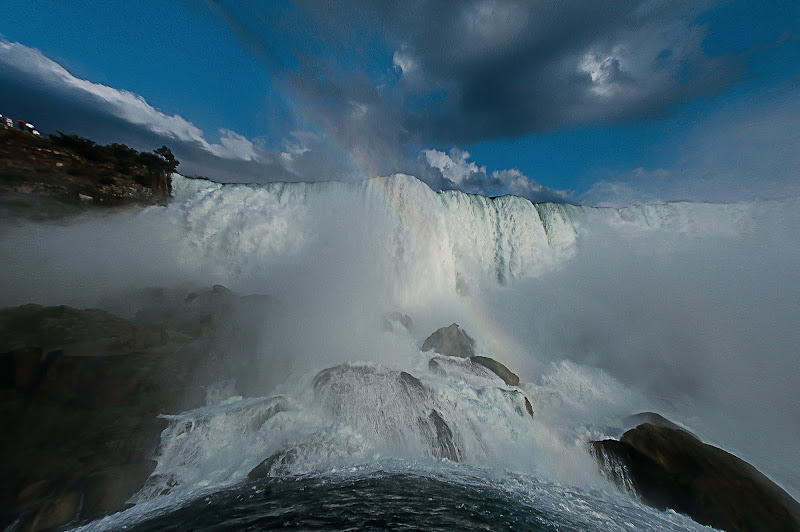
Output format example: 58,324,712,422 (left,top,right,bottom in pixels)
87,466,712,531
1,174,797,529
